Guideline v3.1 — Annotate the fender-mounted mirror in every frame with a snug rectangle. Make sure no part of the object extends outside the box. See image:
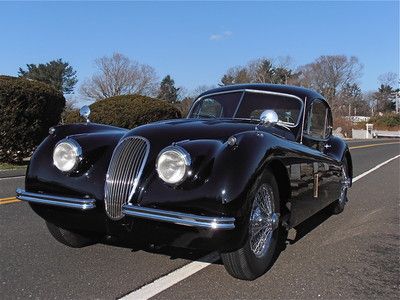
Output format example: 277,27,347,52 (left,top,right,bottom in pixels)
259,110,279,126
80,105,91,123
